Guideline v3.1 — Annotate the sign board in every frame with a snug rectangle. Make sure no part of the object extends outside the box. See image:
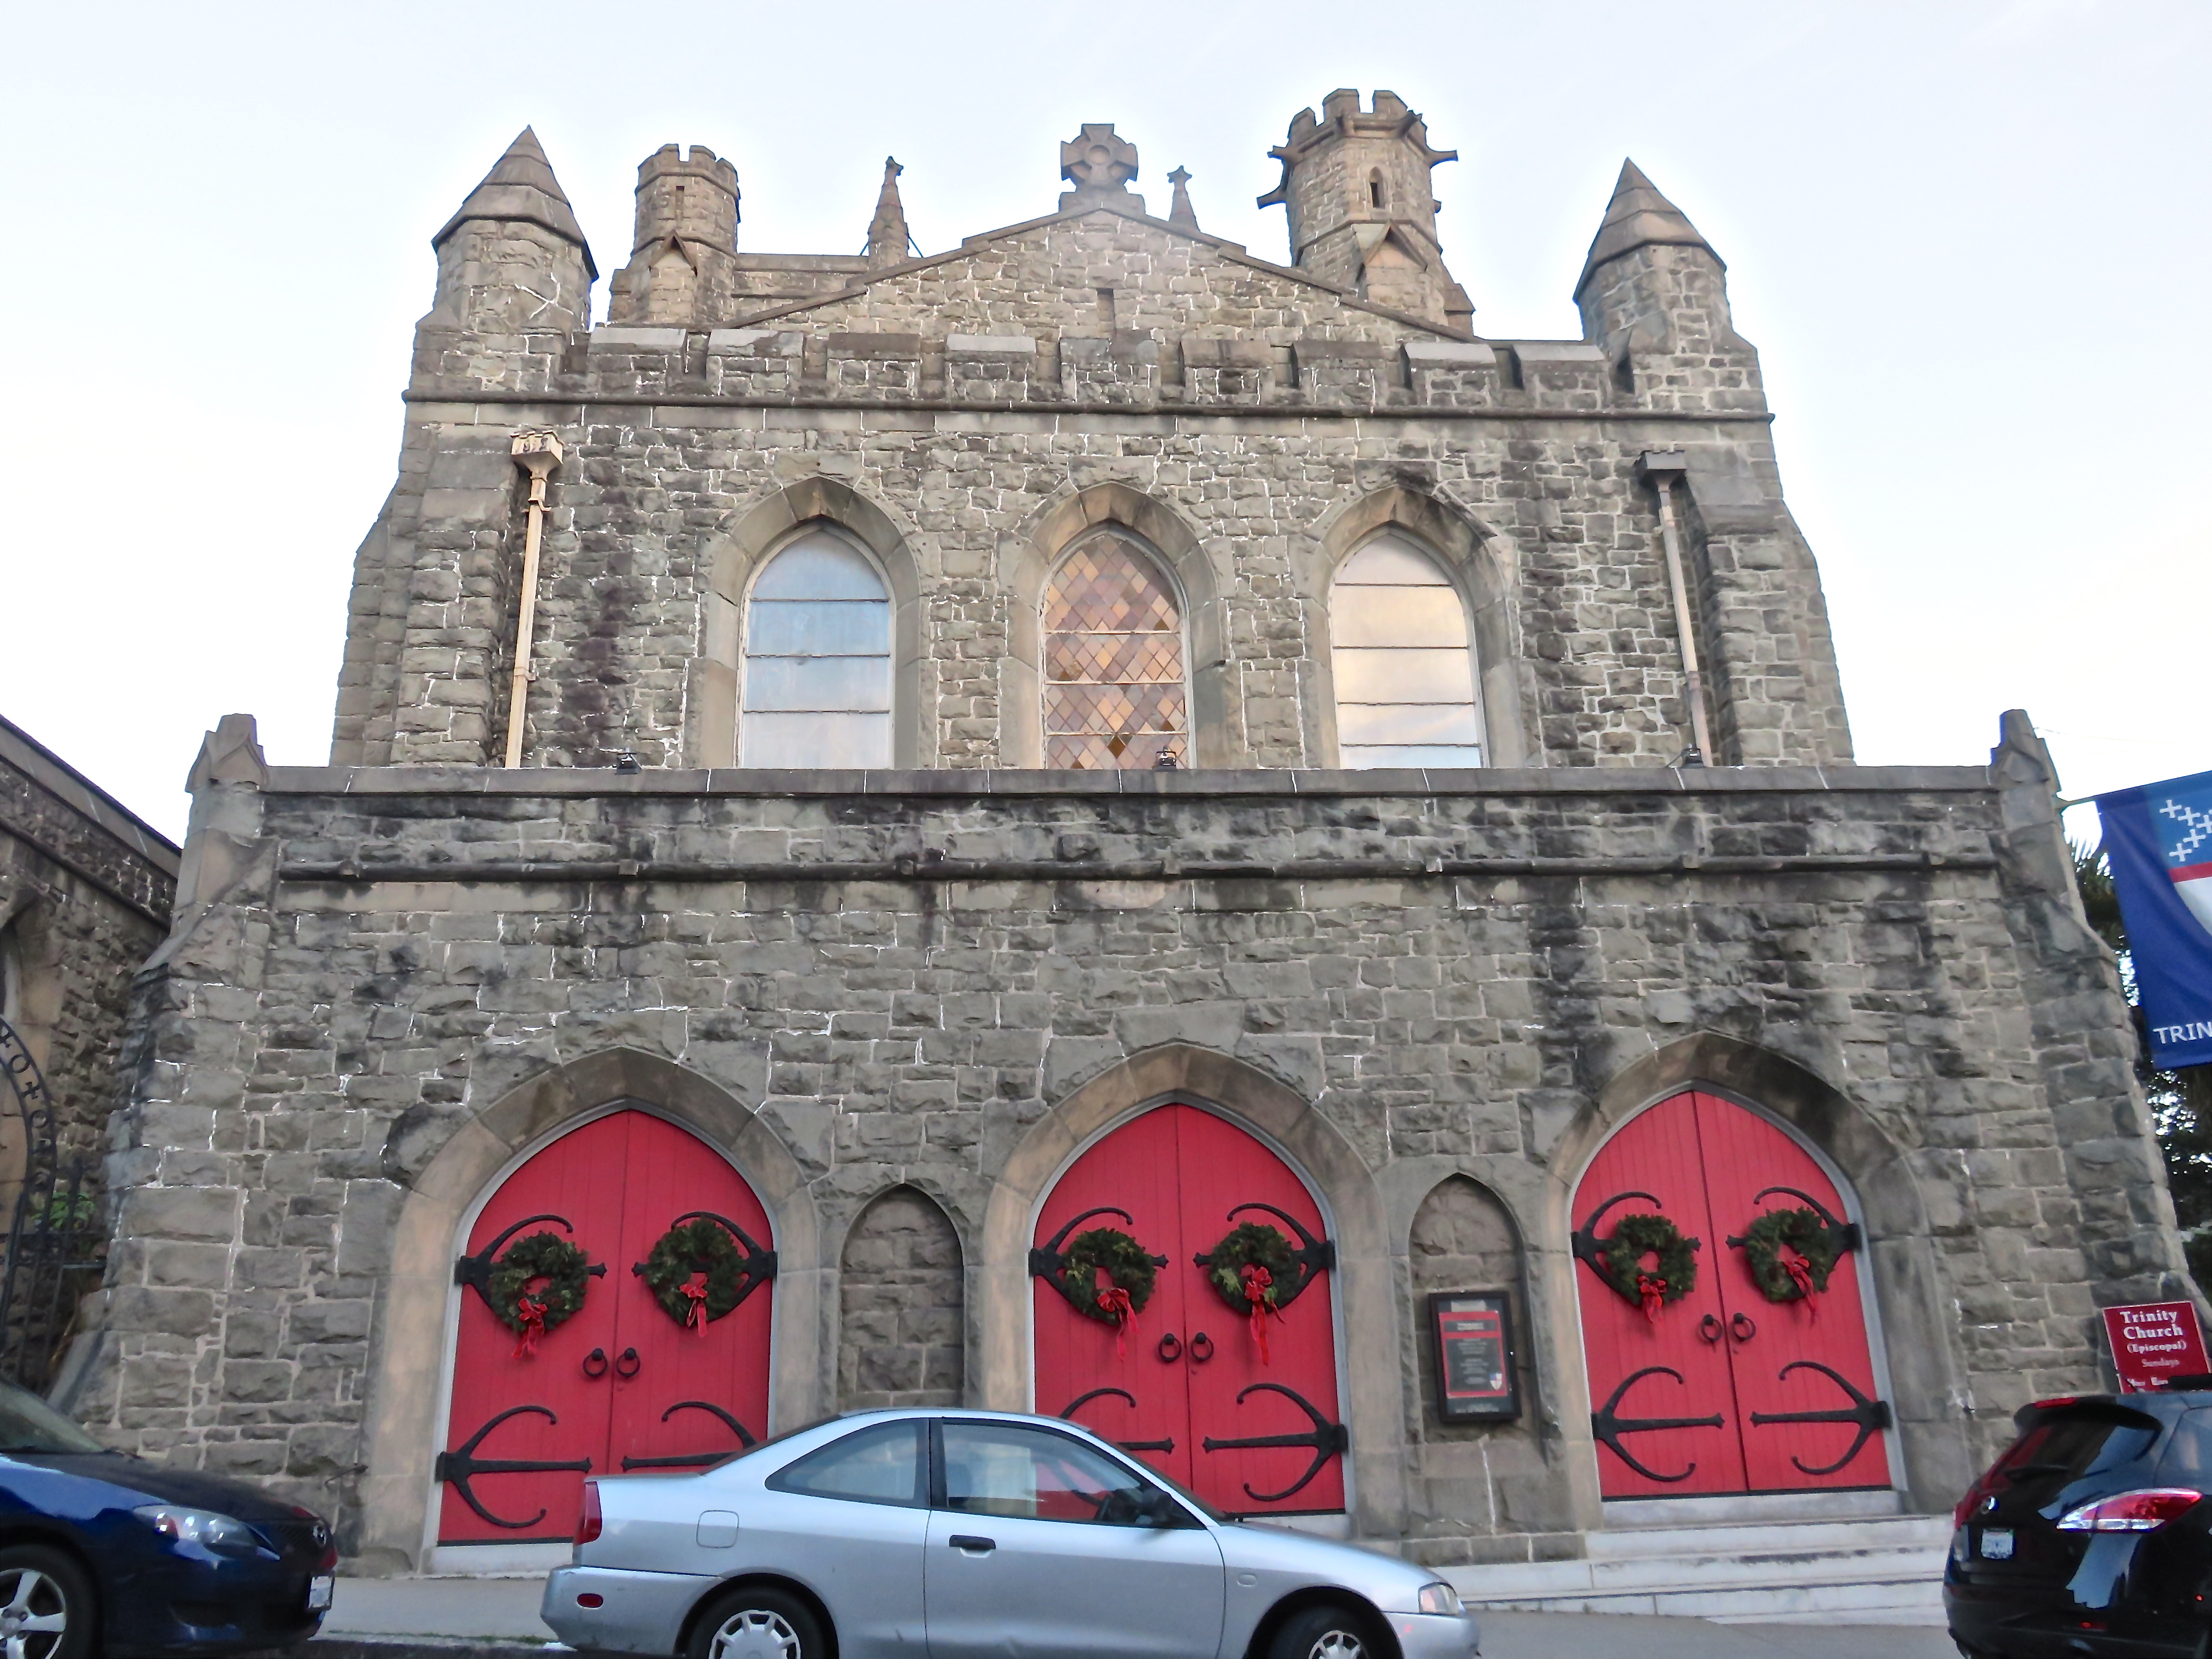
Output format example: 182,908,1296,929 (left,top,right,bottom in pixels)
2102,1301,2211,1392
1428,1292,1520,1422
